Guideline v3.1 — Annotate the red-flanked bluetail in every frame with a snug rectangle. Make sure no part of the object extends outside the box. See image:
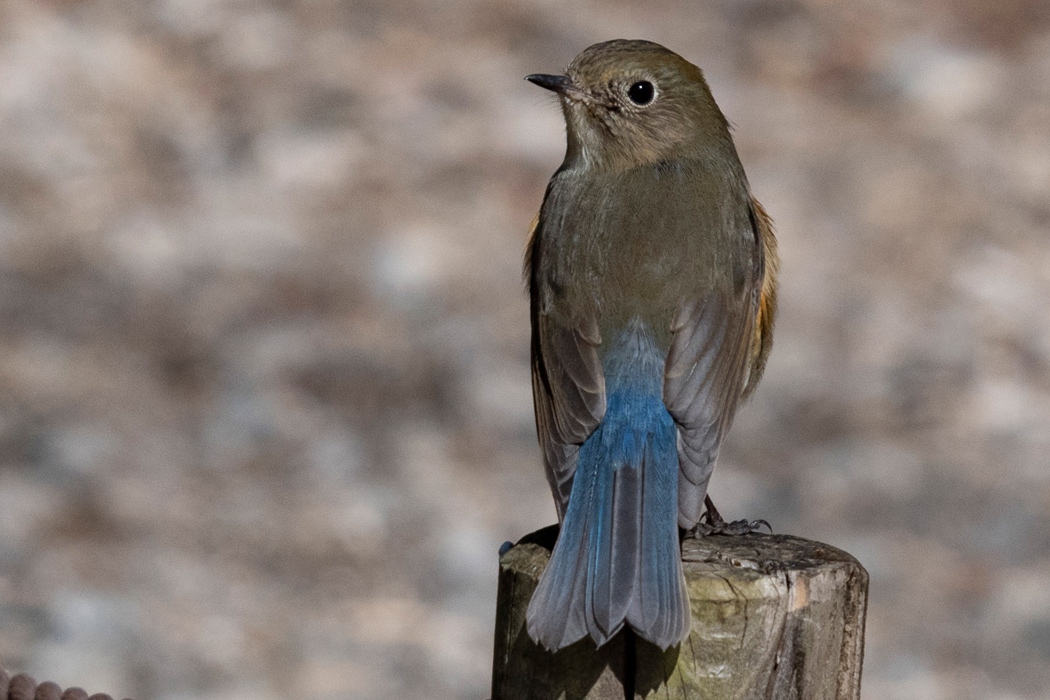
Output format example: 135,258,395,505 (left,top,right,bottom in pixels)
523,39,779,651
